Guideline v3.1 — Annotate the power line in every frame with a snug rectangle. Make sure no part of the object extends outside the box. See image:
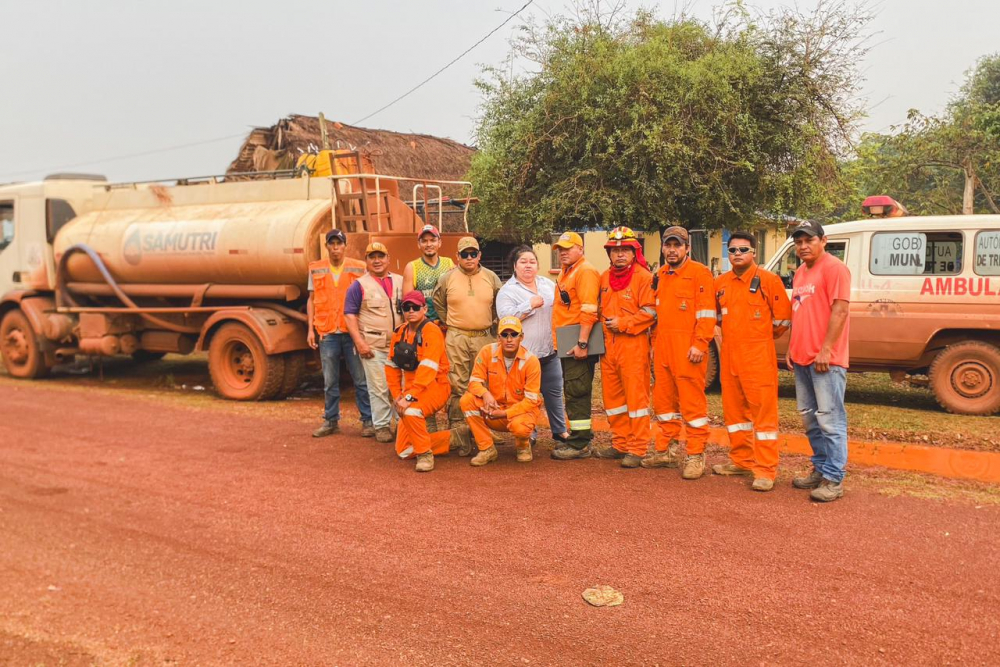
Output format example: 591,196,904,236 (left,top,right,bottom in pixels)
352,0,533,125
